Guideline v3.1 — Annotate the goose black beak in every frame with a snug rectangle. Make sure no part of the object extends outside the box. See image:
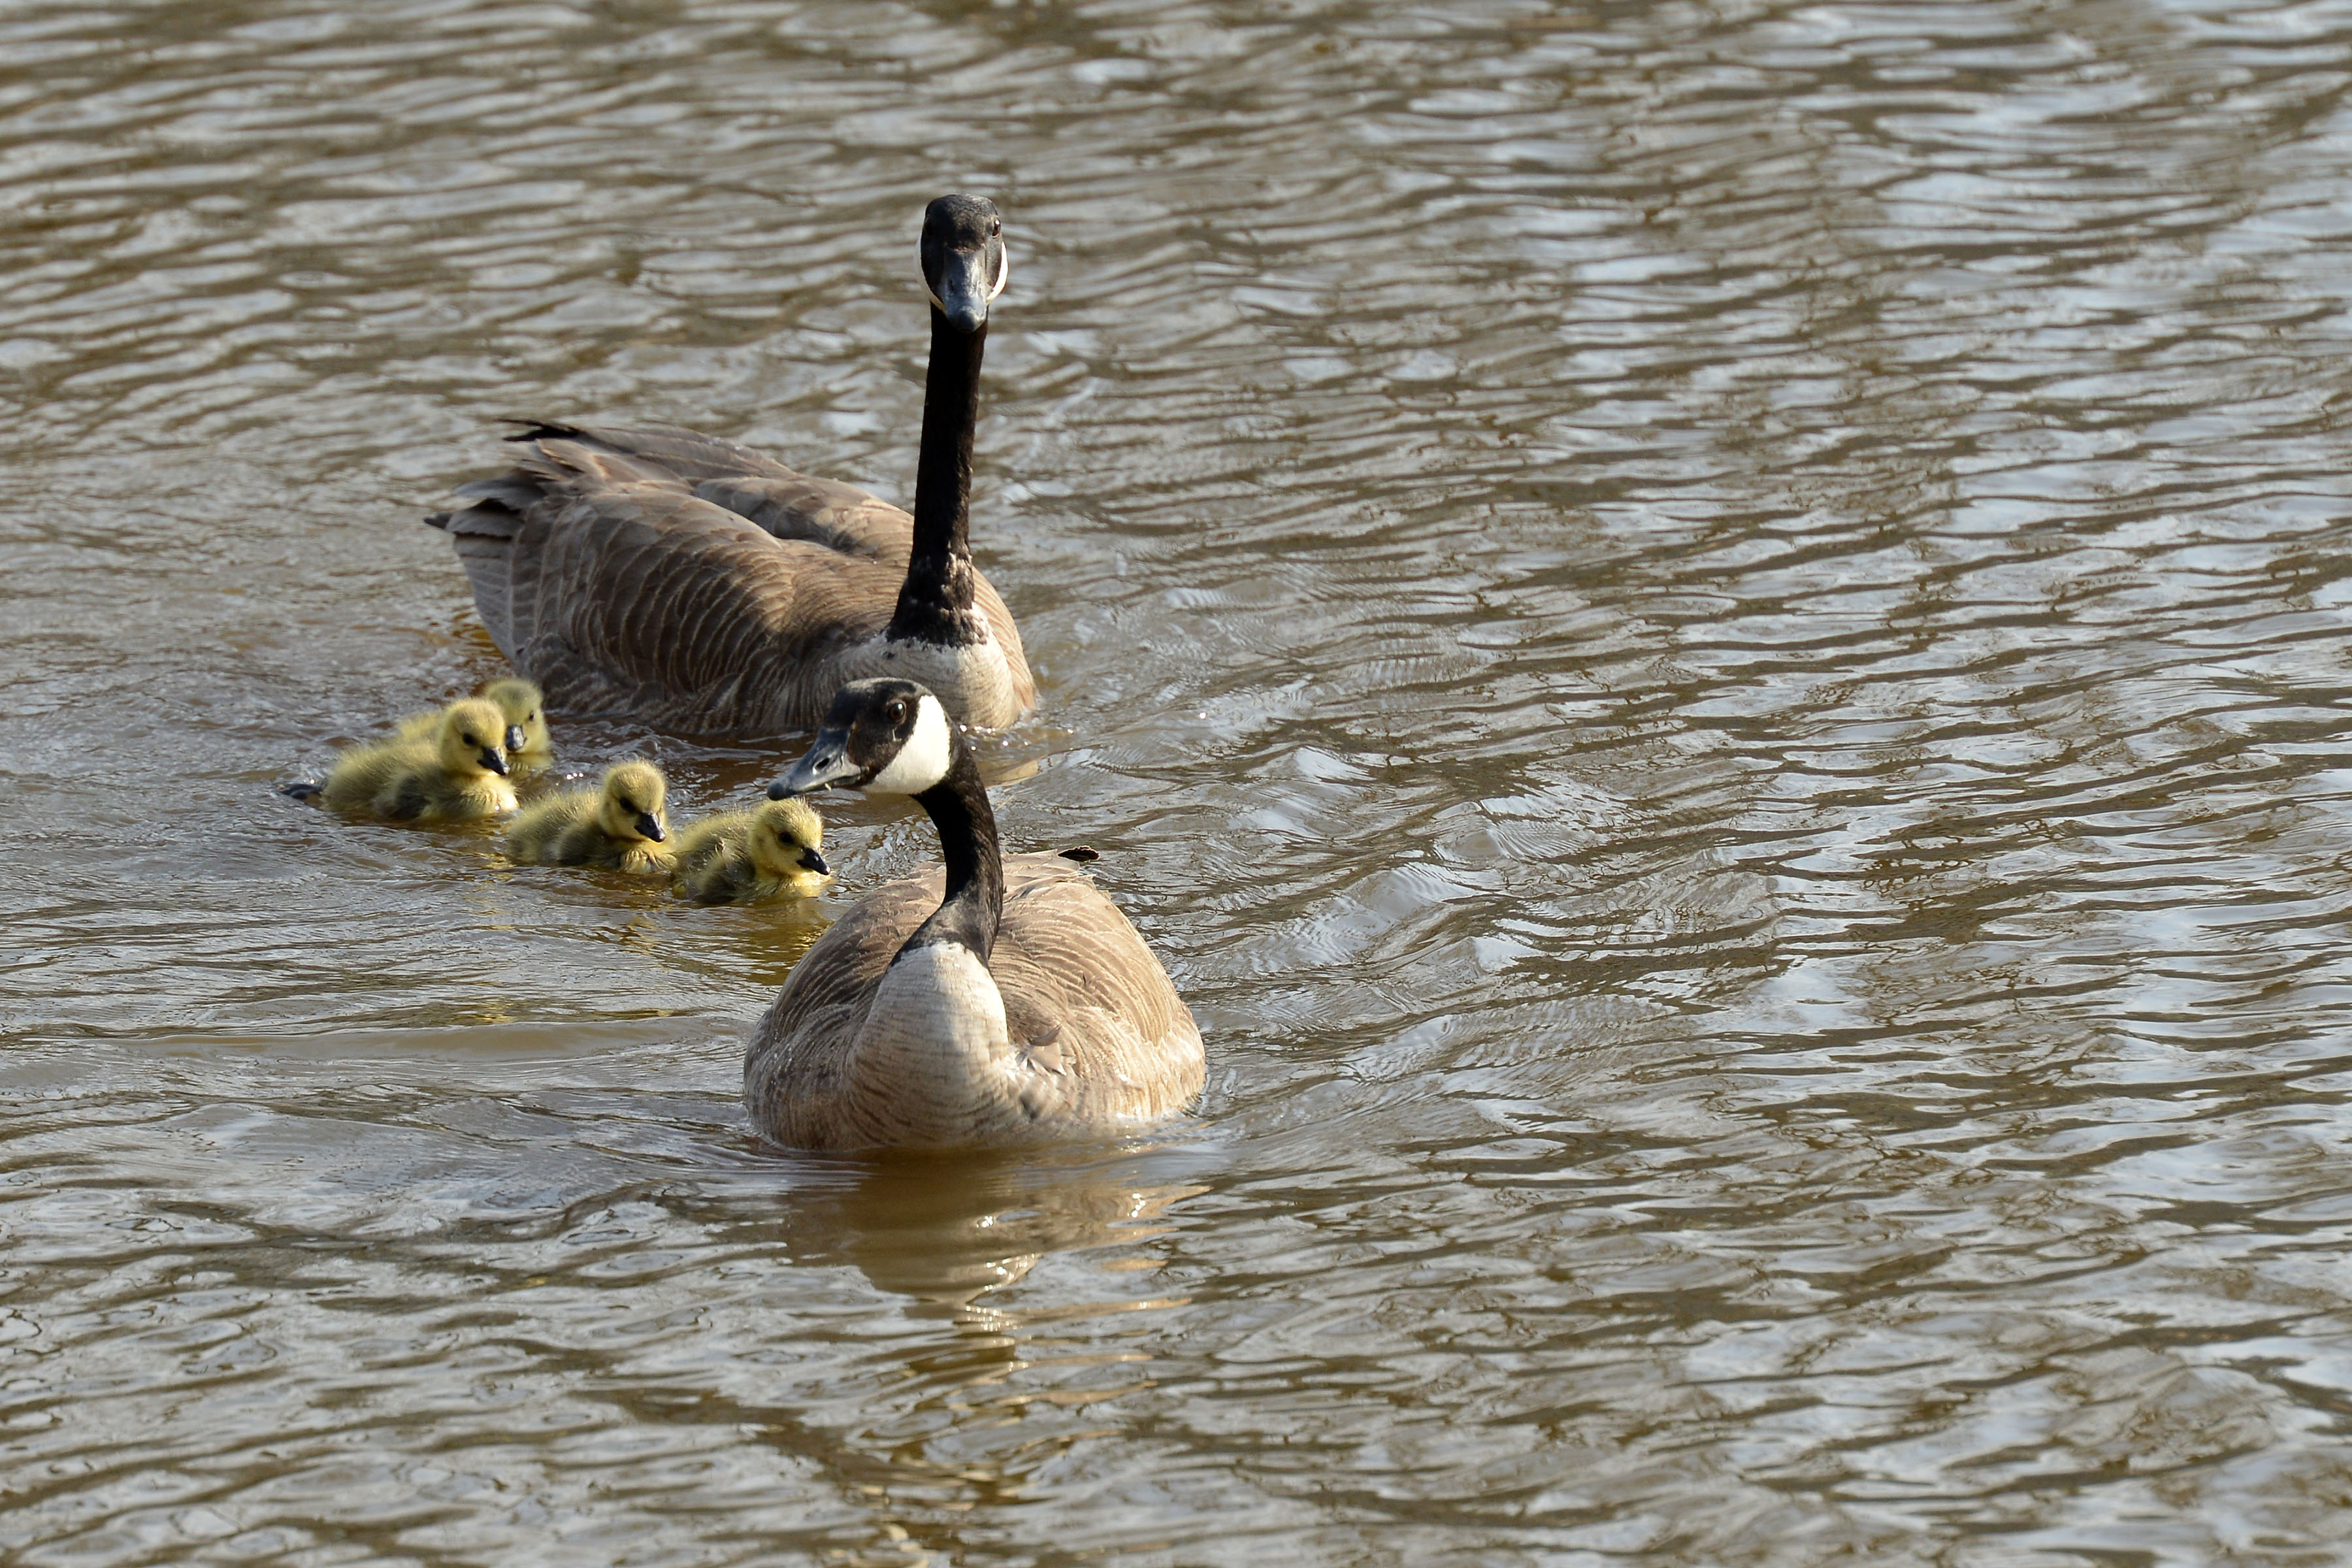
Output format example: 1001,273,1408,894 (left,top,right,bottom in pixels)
798,846,829,876
636,811,666,843
929,246,994,335
506,724,527,753
773,733,862,798
480,747,510,776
